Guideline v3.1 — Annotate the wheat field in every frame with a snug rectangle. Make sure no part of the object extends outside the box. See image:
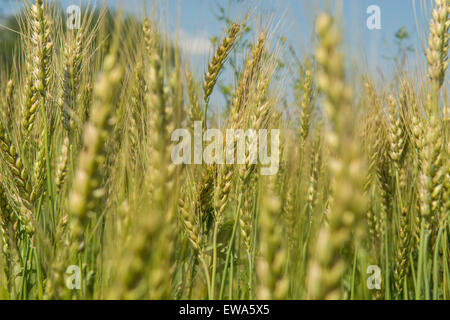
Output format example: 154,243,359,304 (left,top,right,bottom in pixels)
0,0,448,300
